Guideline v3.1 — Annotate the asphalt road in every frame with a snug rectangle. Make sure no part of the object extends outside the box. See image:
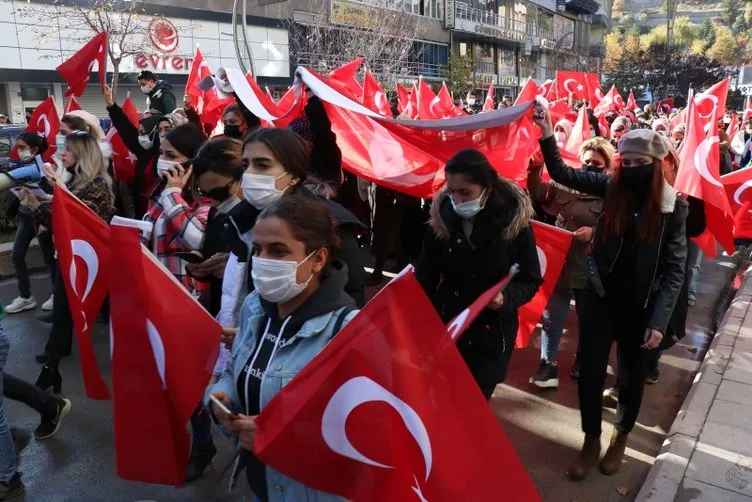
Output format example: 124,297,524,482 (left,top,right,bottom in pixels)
0,251,735,501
